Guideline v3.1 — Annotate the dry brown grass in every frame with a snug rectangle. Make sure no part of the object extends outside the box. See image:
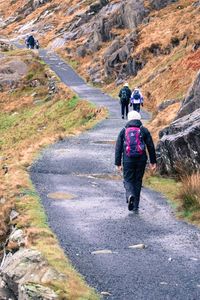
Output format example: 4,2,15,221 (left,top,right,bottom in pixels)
179,172,200,213
146,102,181,142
